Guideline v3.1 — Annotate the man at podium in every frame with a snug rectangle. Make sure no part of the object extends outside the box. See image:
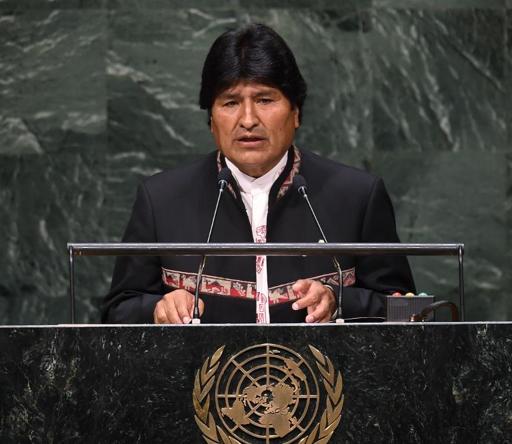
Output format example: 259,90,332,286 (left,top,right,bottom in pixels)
102,24,415,325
